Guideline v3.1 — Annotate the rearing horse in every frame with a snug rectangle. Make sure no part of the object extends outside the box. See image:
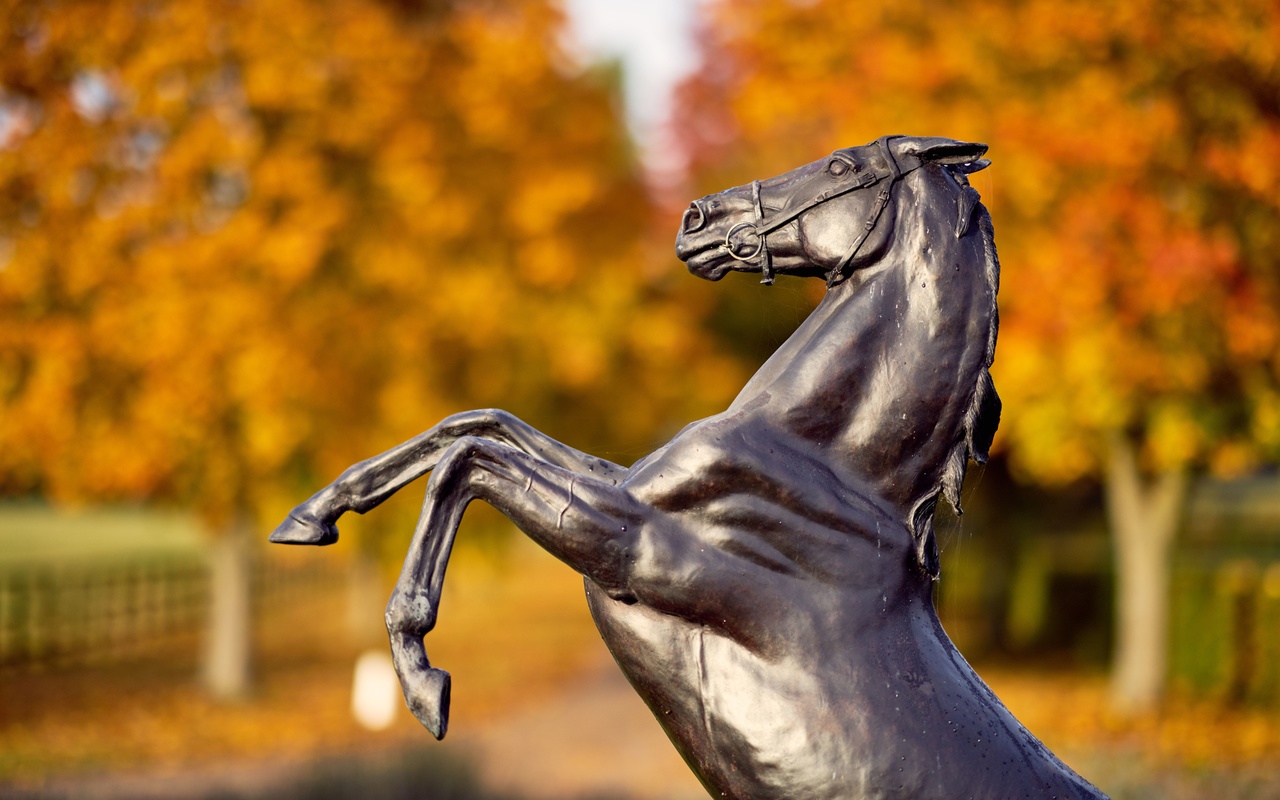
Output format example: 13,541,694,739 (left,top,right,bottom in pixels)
272,136,1106,800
